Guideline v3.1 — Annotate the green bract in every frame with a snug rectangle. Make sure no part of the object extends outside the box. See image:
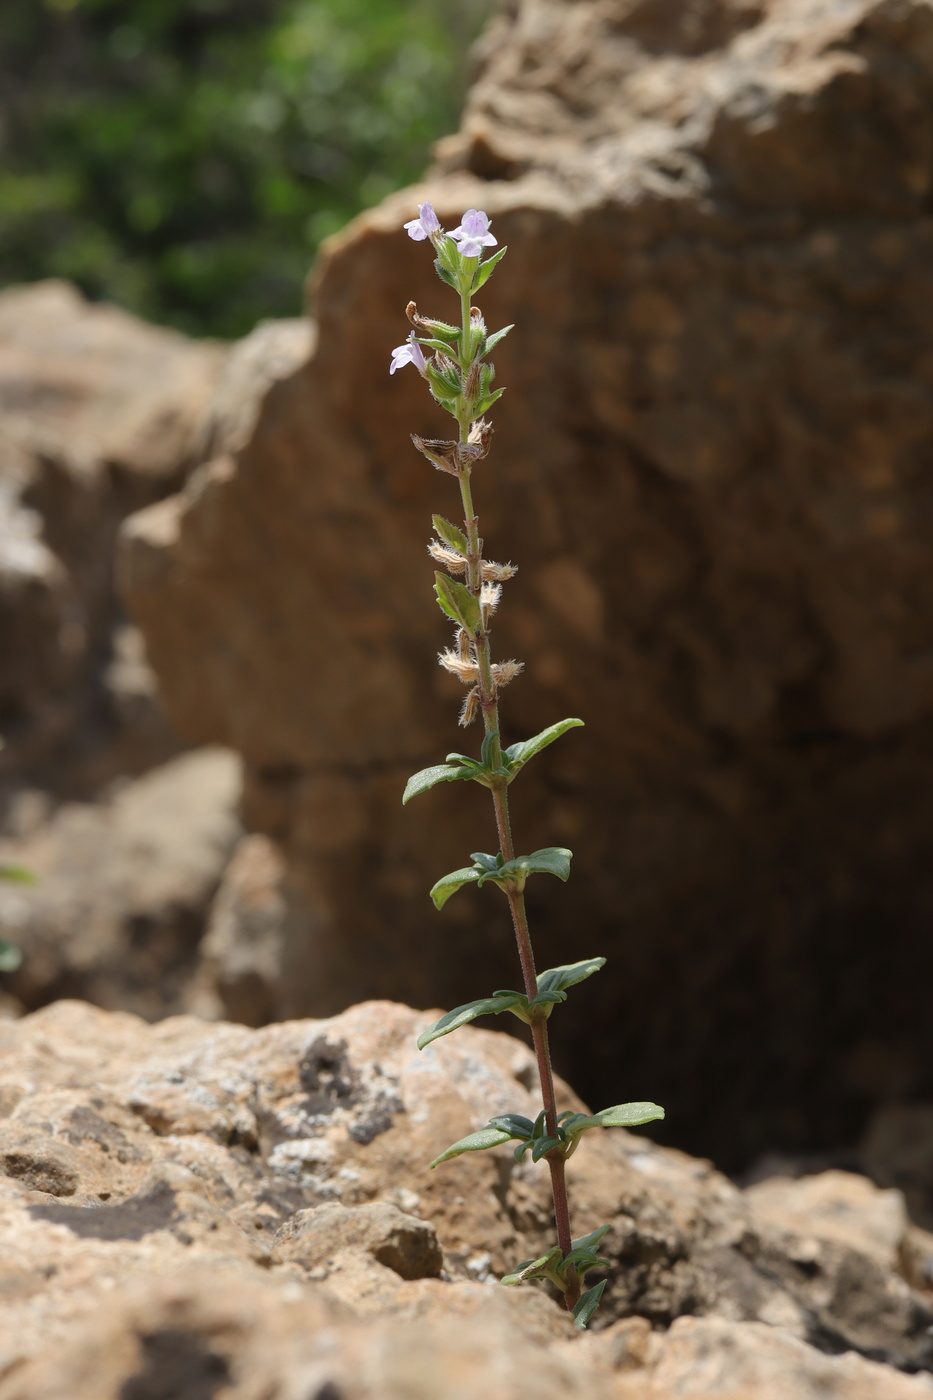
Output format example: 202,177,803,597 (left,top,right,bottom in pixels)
471,245,508,292
434,572,481,633
432,514,468,553
483,324,514,355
